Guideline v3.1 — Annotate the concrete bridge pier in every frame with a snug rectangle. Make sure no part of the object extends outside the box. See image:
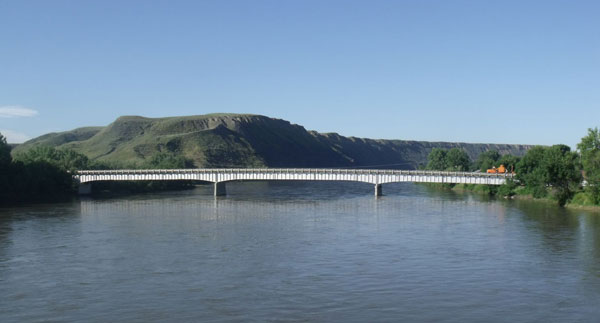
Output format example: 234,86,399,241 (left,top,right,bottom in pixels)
78,183,92,195
214,182,226,197
375,184,382,197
